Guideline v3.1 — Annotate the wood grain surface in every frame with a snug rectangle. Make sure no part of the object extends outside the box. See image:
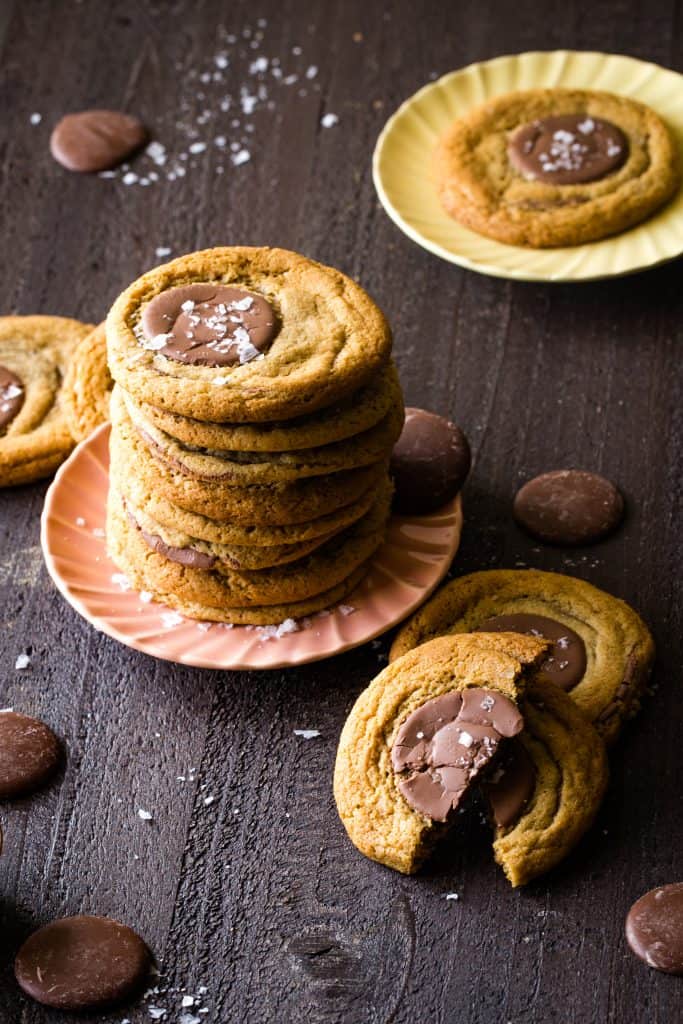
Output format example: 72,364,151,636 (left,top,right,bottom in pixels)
1,2,681,1022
